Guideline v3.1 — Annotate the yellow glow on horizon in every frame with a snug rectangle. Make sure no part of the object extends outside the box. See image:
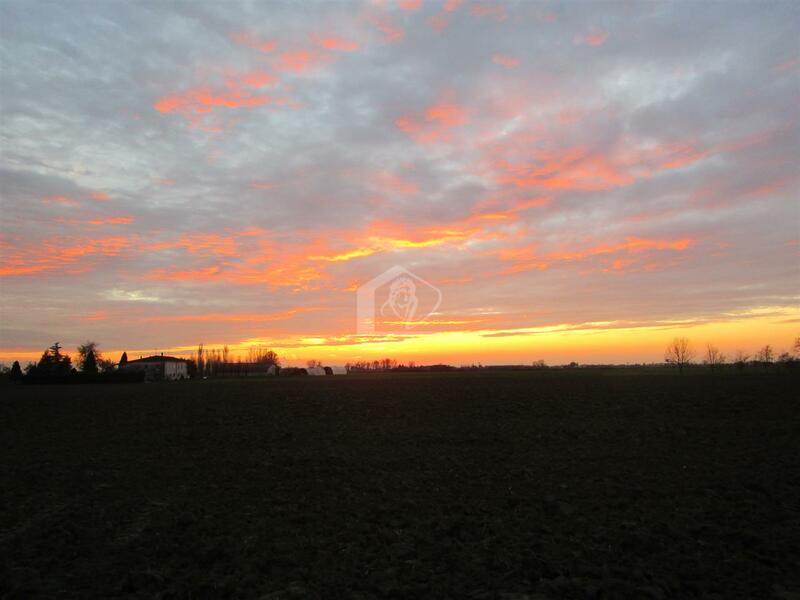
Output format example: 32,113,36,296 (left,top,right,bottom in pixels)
3,305,795,368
